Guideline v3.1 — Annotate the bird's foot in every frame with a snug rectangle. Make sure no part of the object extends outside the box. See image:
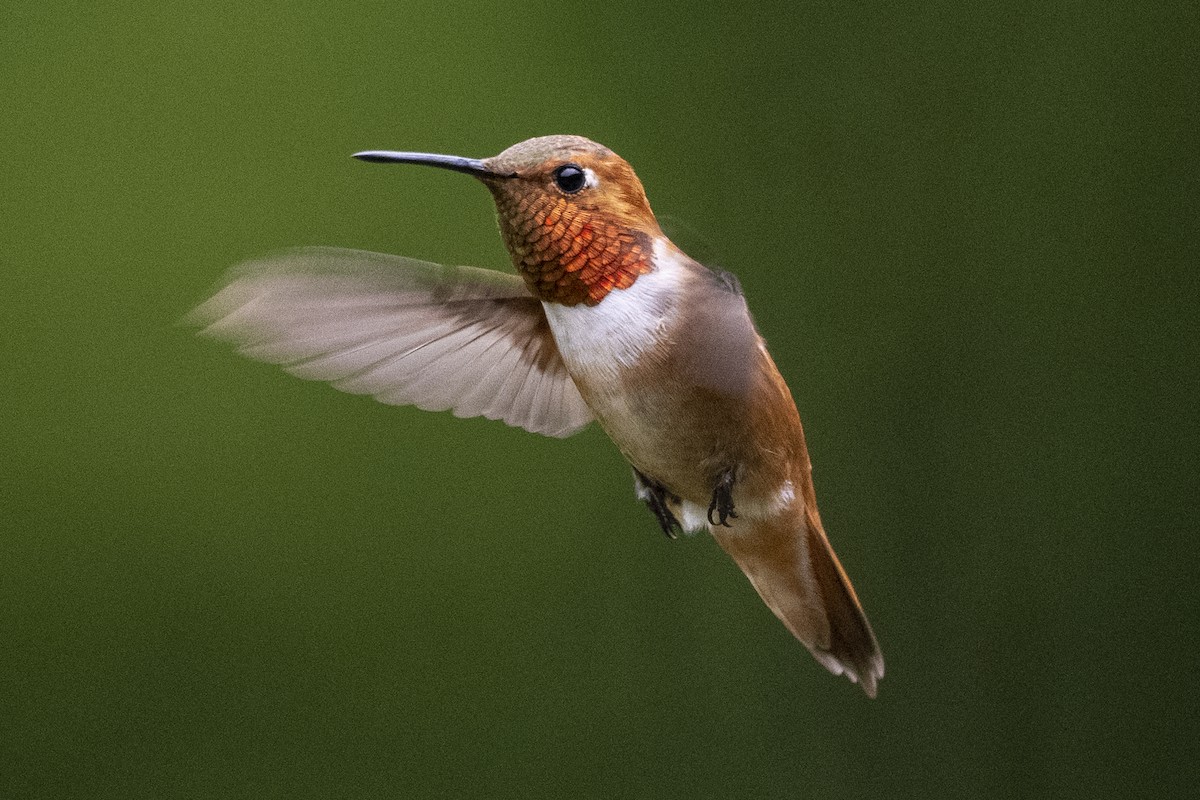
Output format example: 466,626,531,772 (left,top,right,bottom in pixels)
707,468,738,527
633,469,682,539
